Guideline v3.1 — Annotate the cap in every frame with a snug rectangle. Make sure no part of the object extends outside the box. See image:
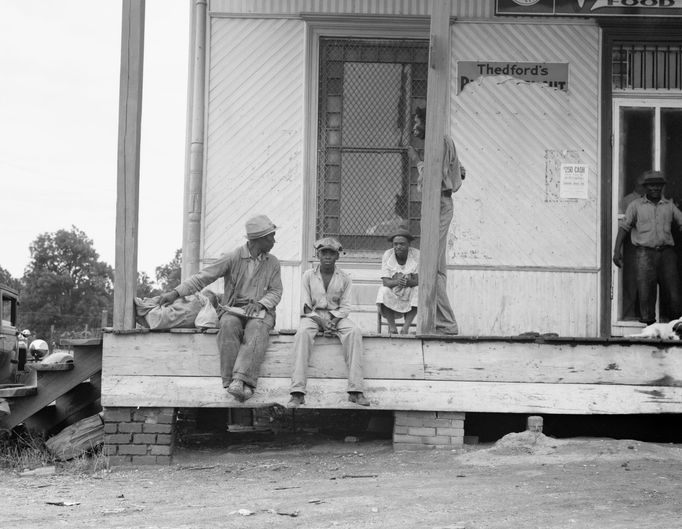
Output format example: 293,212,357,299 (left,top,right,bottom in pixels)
21,329,31,337
245,215,278,240
387,227,415,242
314,237,343,252
642,170,667,185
